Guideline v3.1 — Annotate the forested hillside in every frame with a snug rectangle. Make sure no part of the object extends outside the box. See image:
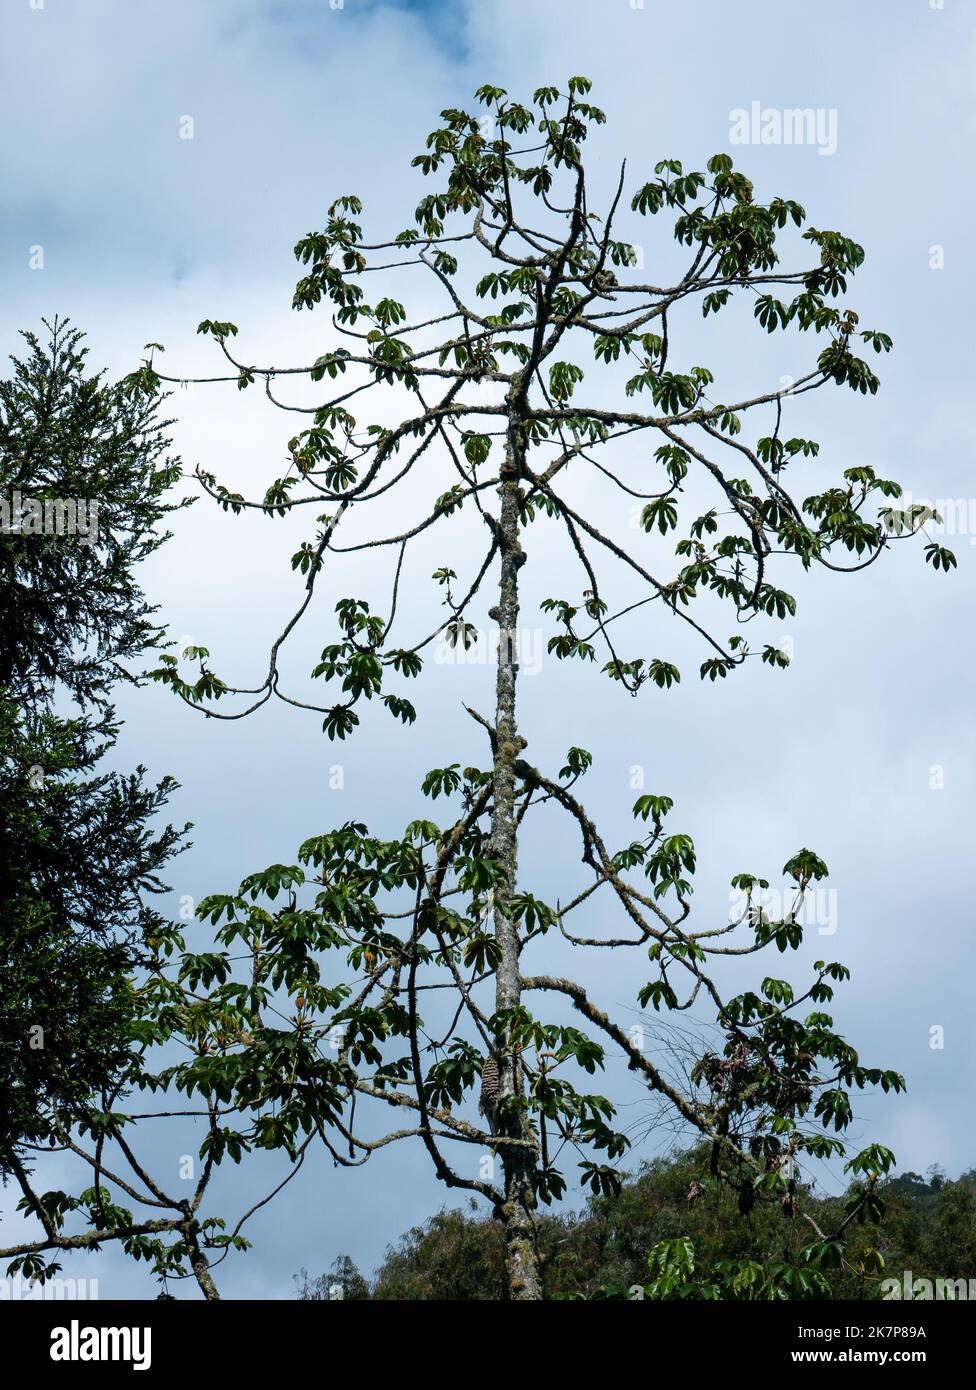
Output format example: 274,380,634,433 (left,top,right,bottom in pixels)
297,1149,976,1300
